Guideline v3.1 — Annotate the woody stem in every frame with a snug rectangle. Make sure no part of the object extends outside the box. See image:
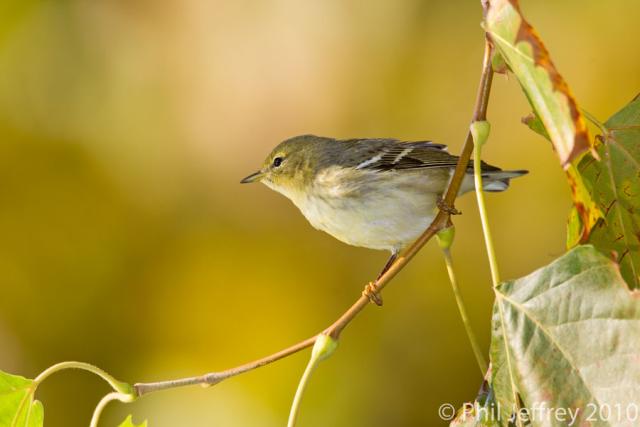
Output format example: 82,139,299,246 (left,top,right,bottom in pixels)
133,38,496,398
